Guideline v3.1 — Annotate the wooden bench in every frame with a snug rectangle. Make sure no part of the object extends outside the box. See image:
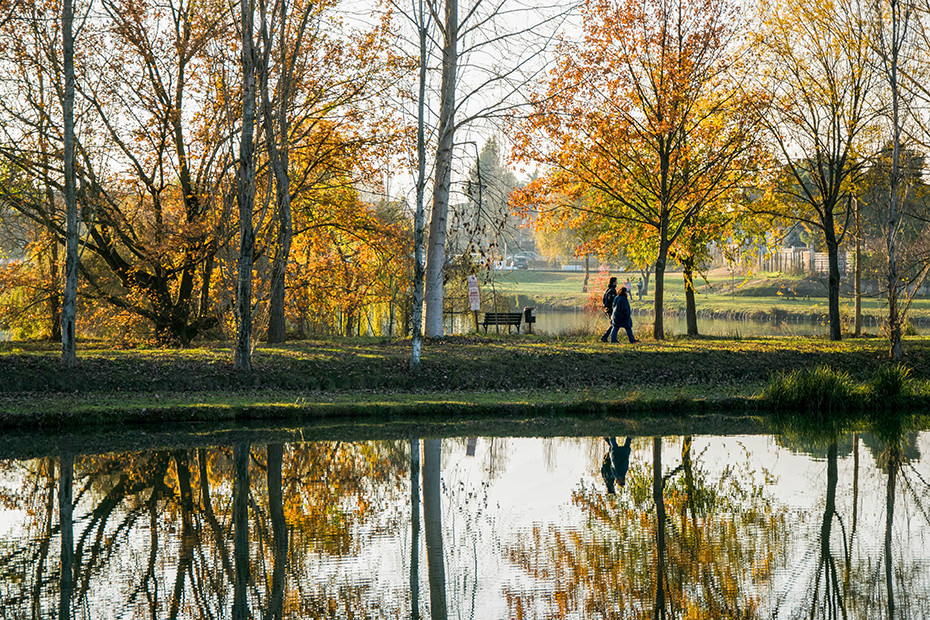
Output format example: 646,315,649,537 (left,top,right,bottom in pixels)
480,312,523,333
